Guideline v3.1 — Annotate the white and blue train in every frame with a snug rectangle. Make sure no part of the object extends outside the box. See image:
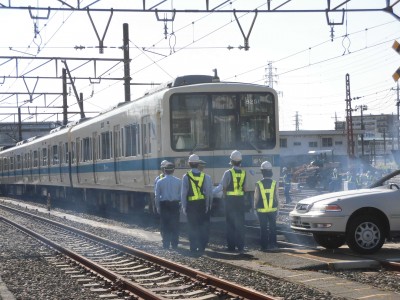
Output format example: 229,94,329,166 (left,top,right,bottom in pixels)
0,75,279,216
